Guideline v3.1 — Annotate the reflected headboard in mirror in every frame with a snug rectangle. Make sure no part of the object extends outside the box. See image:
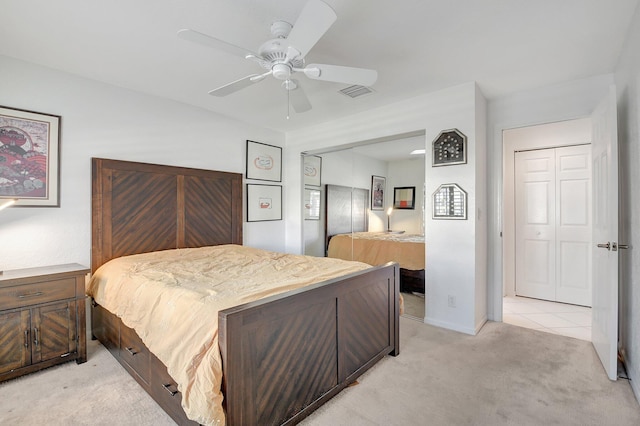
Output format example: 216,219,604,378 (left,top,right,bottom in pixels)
324,184,369,255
